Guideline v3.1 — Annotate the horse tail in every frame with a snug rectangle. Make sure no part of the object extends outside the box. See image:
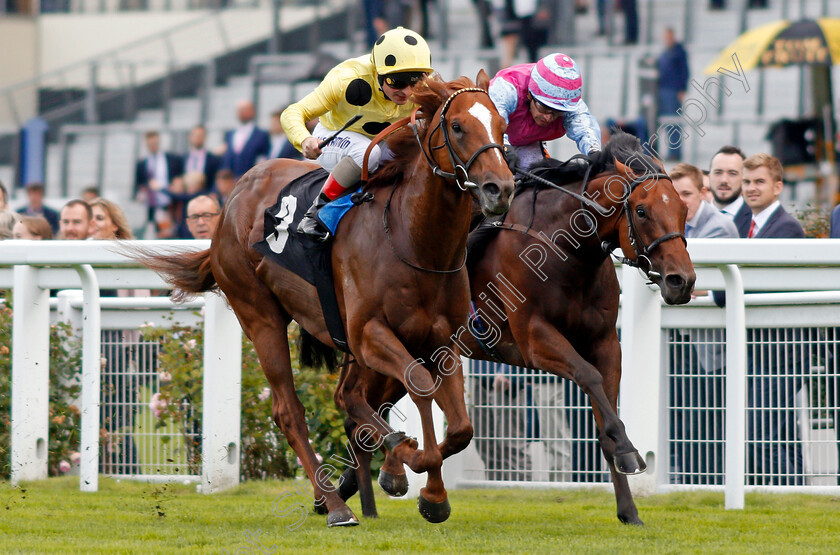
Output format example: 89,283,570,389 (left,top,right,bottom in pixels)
127,245,217,303
298,328,338,370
